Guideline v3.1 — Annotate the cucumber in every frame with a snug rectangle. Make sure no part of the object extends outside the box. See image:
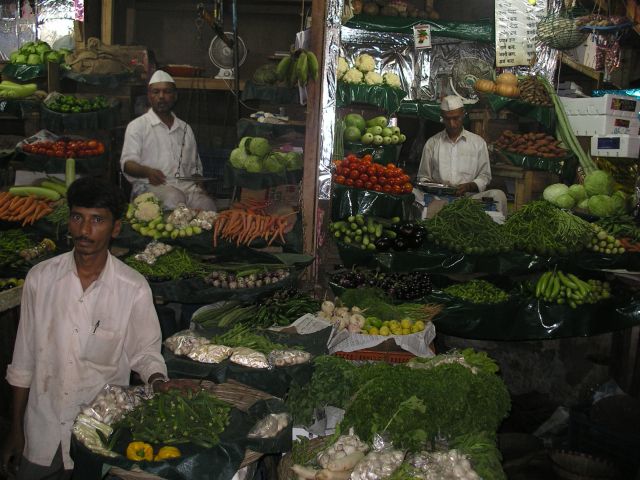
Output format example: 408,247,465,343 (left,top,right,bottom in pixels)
65,157,76,187
9,186,60,201
40,180,67,196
